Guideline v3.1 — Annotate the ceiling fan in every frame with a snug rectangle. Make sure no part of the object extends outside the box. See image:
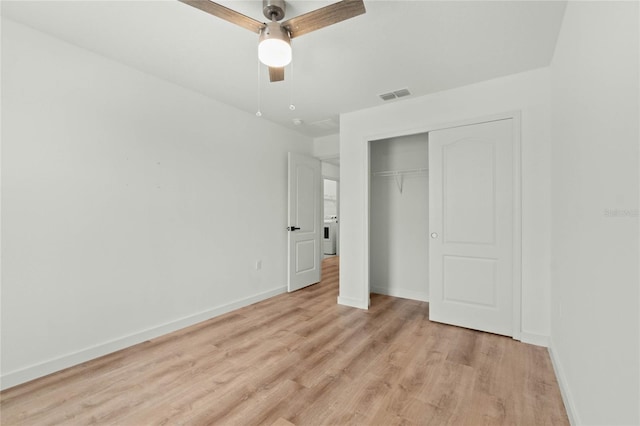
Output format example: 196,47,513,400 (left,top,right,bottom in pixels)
179,0,366,82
